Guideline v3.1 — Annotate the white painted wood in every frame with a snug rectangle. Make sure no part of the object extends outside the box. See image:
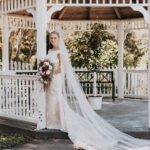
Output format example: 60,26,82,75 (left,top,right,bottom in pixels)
9,61,34,71
131,5,150,24
14,0,17,9
93,72,97,96
124,69,147,98
47,6,64,26
117,21,124,99
0,15,148,31
36,0,47,130
47,2,150,7
0,74,37,122
0,0,36,13
2,15,9,71
25,79,28,117
12,79,15,115
147,1,150,128
15,79,19,115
